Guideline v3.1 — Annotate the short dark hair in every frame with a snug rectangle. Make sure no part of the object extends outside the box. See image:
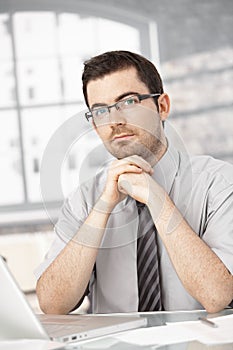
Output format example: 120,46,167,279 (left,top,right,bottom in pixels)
82,50,164,108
